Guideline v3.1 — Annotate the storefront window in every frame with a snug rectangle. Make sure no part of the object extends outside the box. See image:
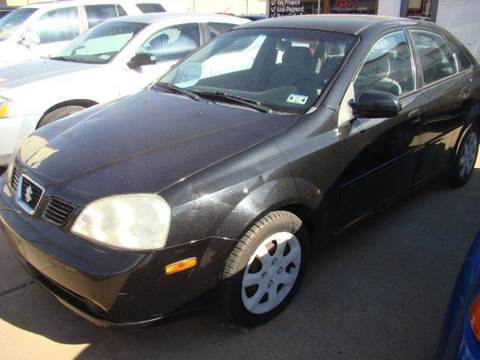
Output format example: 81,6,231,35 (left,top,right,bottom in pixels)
325,0,377,14
403,0,436,21
268,0,377,17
